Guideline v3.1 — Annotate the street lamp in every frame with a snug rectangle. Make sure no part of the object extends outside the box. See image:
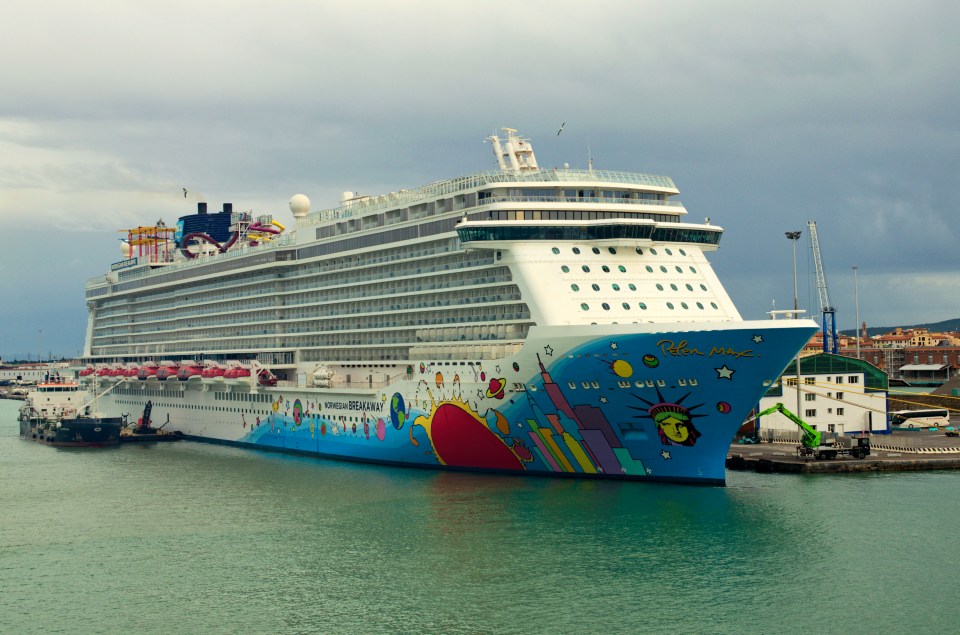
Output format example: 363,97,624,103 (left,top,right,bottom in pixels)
785,231,803,416
853,266,860,360
785,232,802,312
